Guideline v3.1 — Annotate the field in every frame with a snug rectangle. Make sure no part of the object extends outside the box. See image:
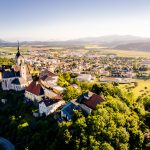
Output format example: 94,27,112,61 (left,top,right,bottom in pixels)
0,46,29,52
103,49,150,58
0,46,29,59
1,45,150,58
119,79,150,98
